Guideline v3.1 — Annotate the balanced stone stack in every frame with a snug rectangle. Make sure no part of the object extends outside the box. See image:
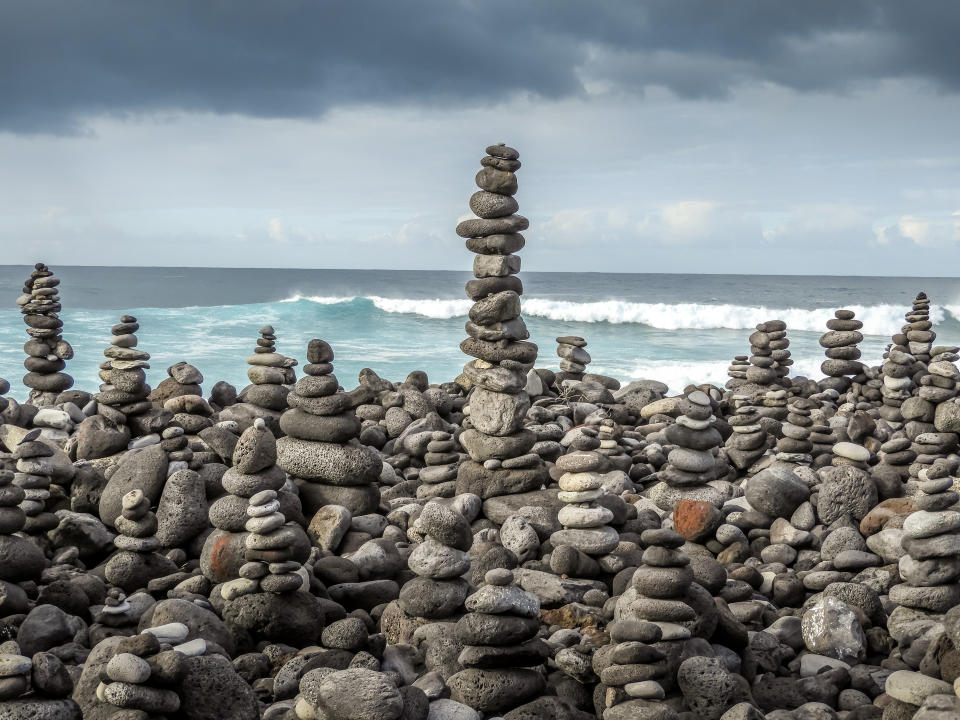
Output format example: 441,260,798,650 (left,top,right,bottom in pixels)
397,500,472,624
96,633,183,717
819,309,863,392
204,419,309,585
905,292,936,366
555,335,591,384
455,144,548,500
649,390,725,510
96,315,153,420
448,567,546,714
105,489,177,592
221,487,303,599
12,429,58,533
157,362,214,435
614,528,699,656
0,469,45,581
775,397,815,464
415,430,461,499
277,338,381,517
0,641,78,715
724,394,768,471
17,262,74,406
920,347,960,407
595,620,670,720
549,450,618,578
740,320,790,394
891,499,960,615
879,347,916,422
235,325,297,431
725,355,750,390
